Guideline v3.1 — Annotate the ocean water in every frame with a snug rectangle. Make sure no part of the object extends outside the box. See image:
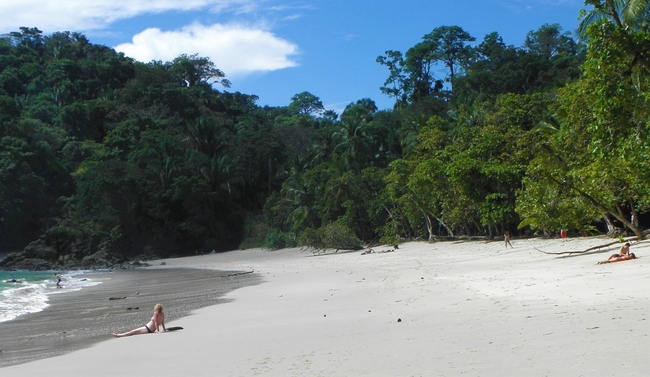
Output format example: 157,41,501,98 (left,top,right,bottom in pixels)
0,270,102,322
